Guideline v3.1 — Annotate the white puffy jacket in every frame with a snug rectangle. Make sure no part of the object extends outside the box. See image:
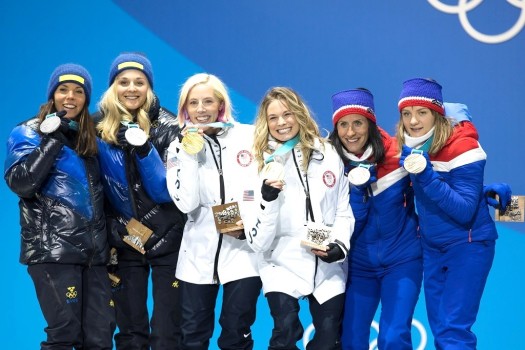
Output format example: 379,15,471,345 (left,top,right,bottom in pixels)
247,139,354,304
166,123,260,284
